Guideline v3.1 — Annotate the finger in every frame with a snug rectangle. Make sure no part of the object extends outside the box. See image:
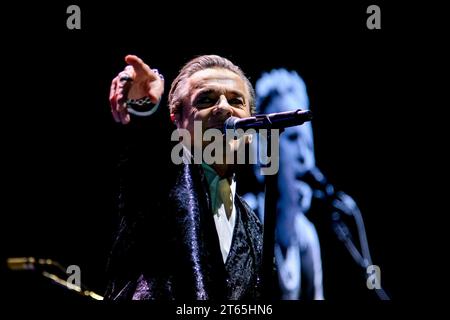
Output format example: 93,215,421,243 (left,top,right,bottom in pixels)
115,78,124,111
119,110,126,124
124,113,130,124
116,91,127,112
116,73,133,112
118,70,133,83
124,65,136,79
109,77,120,118
110,77,123,123
119,109,130,125
111,109,120,123
125,55,157,80
117,66,135,83
109,76,117,103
